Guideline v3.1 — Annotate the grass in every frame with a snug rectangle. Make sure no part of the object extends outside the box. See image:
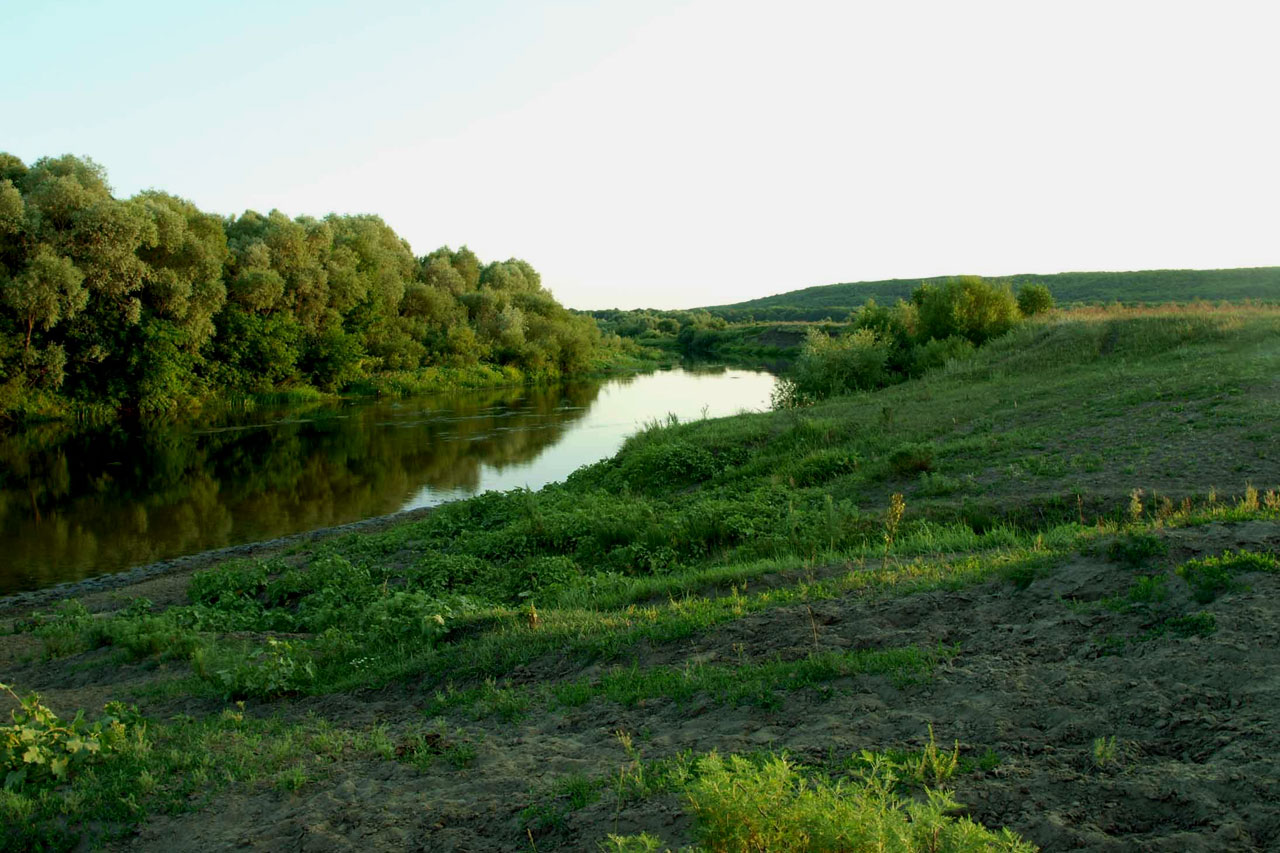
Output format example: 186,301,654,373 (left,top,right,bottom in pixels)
5,304,1280,850
425,644,958,722
598,739,1032,853
0,704,417,851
